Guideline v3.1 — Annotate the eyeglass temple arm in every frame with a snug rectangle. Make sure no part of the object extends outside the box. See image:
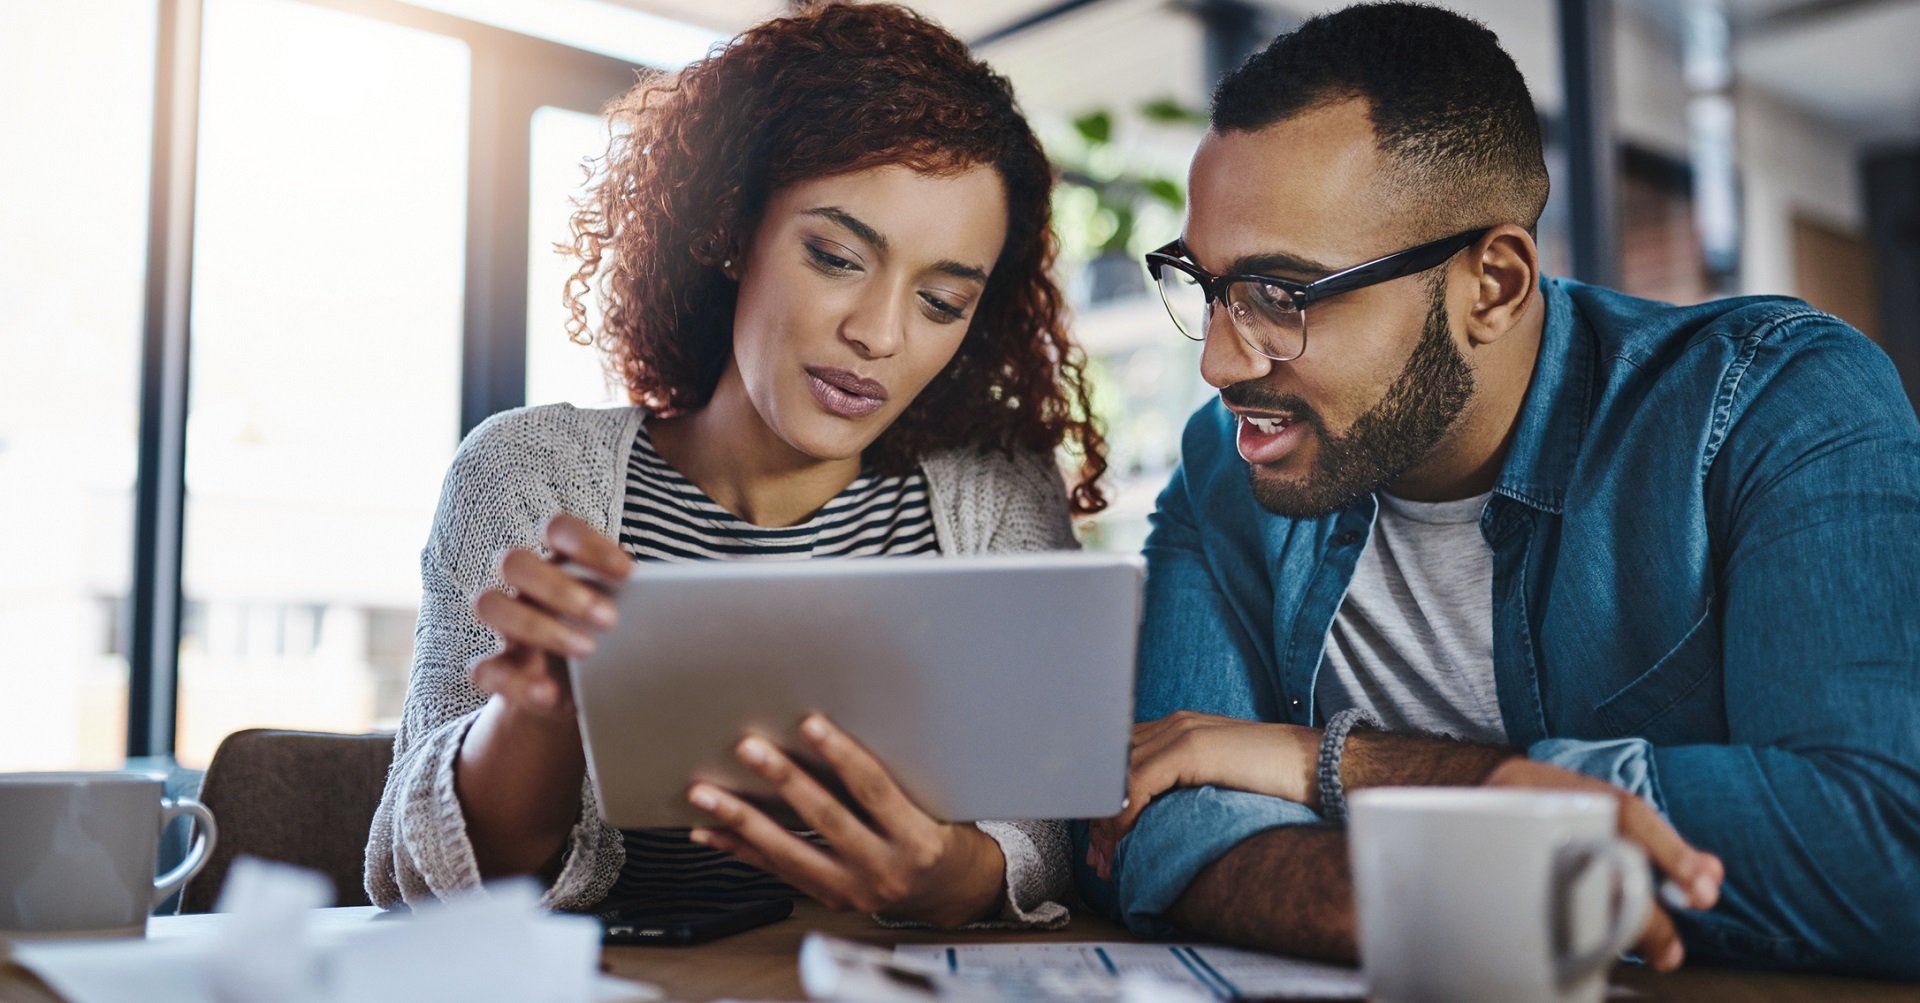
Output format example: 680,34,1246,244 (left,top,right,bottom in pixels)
1296,228,1490,305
